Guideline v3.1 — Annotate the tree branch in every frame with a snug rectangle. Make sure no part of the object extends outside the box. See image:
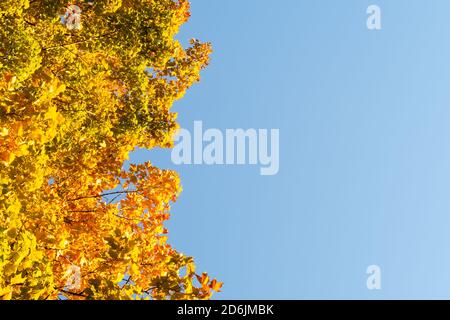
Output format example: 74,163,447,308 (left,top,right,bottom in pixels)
67,190,138,202
60,289,87,298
